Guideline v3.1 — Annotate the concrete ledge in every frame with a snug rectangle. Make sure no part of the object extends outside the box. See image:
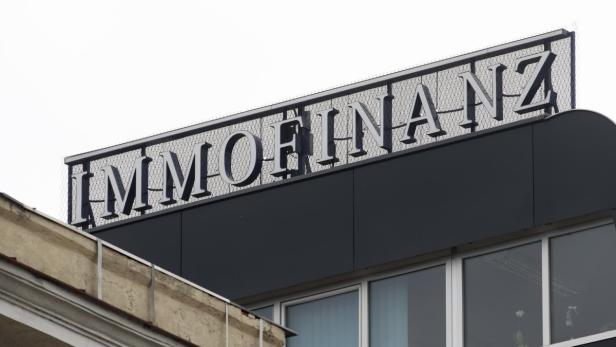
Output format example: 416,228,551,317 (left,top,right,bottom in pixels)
0,193,288,346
